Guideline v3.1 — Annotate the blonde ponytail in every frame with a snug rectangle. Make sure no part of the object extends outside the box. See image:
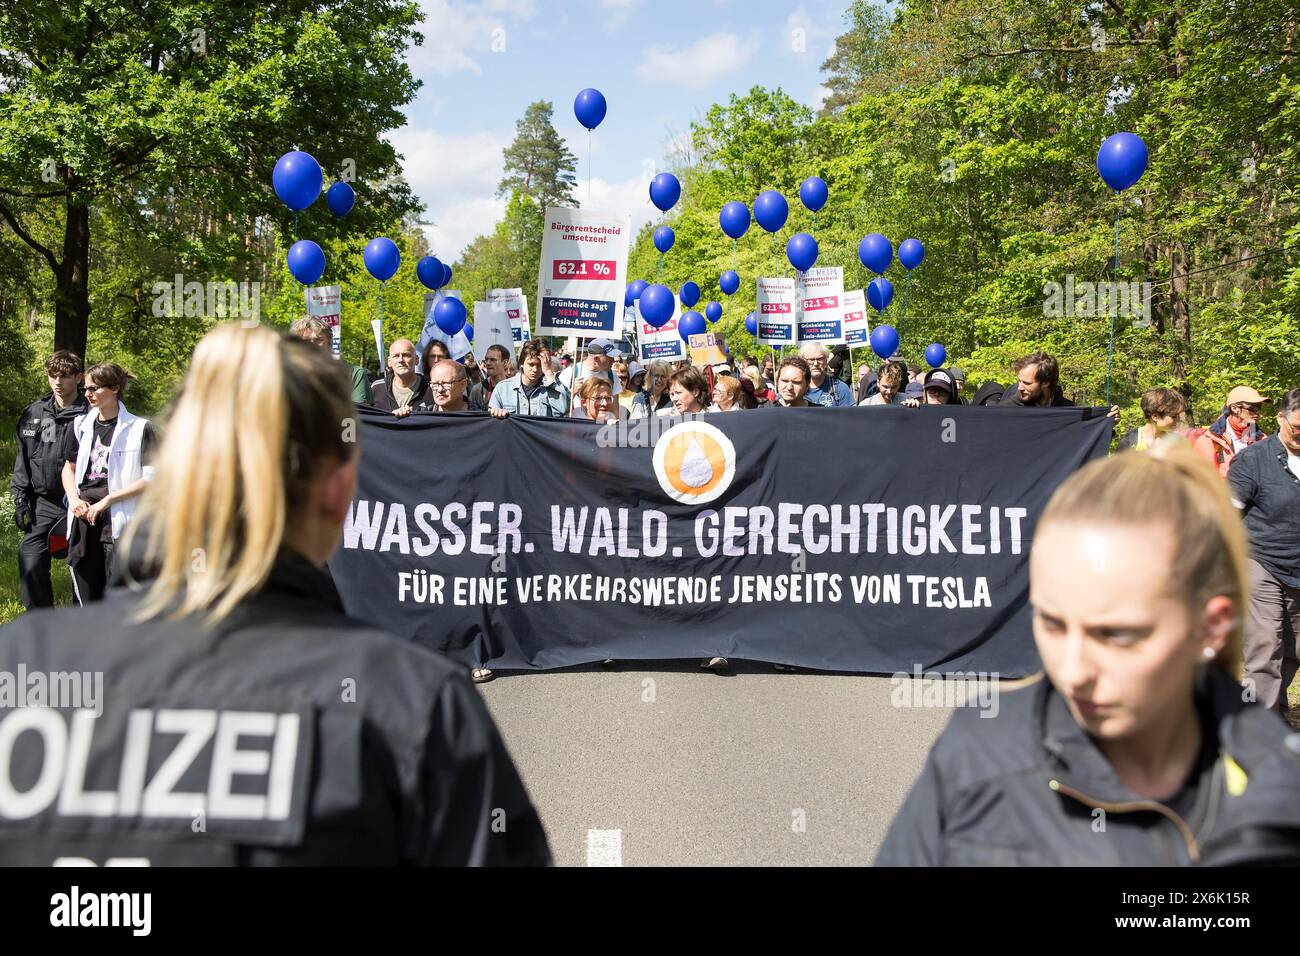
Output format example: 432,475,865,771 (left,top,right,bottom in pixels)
125,324,355,625
1038,435,1247,676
